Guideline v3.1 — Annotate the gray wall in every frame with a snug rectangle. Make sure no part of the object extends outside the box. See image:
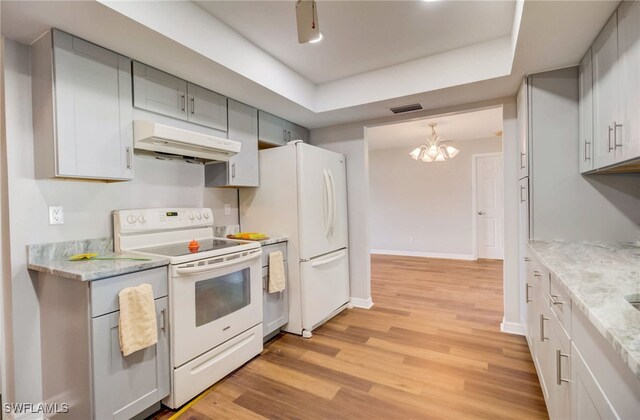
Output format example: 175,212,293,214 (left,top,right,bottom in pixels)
1,39,238,405
529,68,640,241
369,138,502,257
